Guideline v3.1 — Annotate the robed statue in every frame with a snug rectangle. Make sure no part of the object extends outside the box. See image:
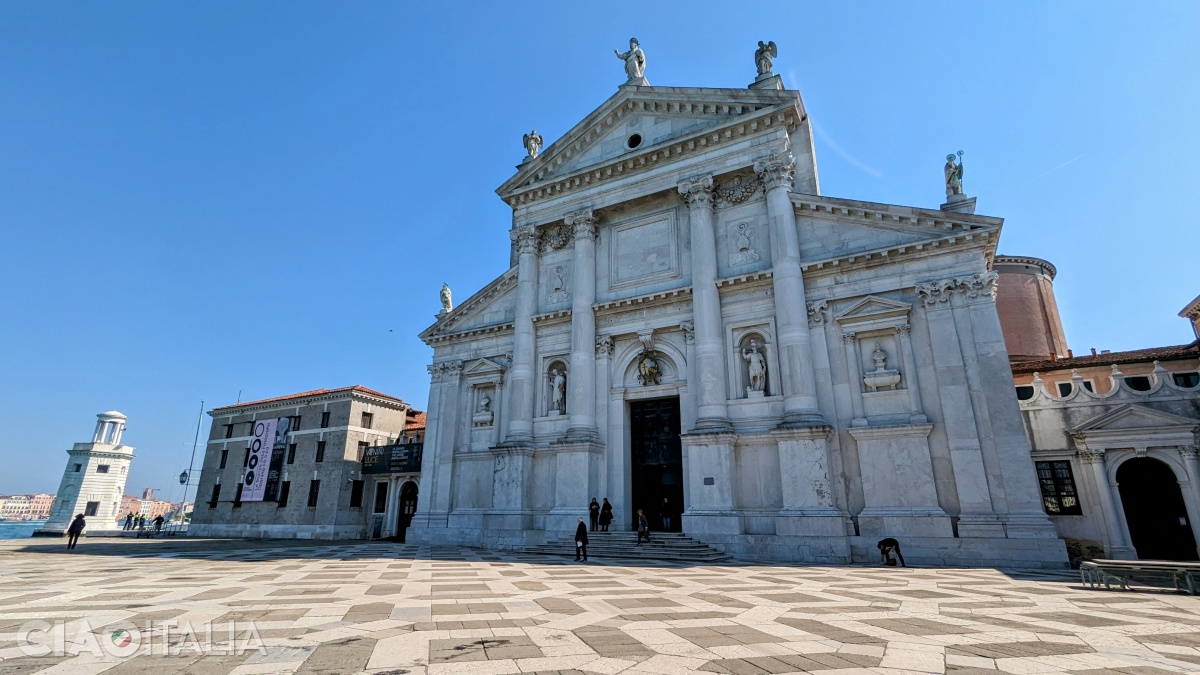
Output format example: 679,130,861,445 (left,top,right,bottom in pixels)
944,152,964,197
522,130,543,159
615,38,647,84
742,339,767,393
755,41,777,76
439,283,453,314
